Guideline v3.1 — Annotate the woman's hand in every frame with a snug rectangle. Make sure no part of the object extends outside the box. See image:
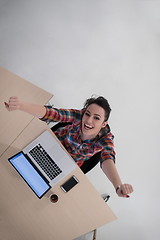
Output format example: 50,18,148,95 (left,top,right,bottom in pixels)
4,96,23,111
116,184,134,198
